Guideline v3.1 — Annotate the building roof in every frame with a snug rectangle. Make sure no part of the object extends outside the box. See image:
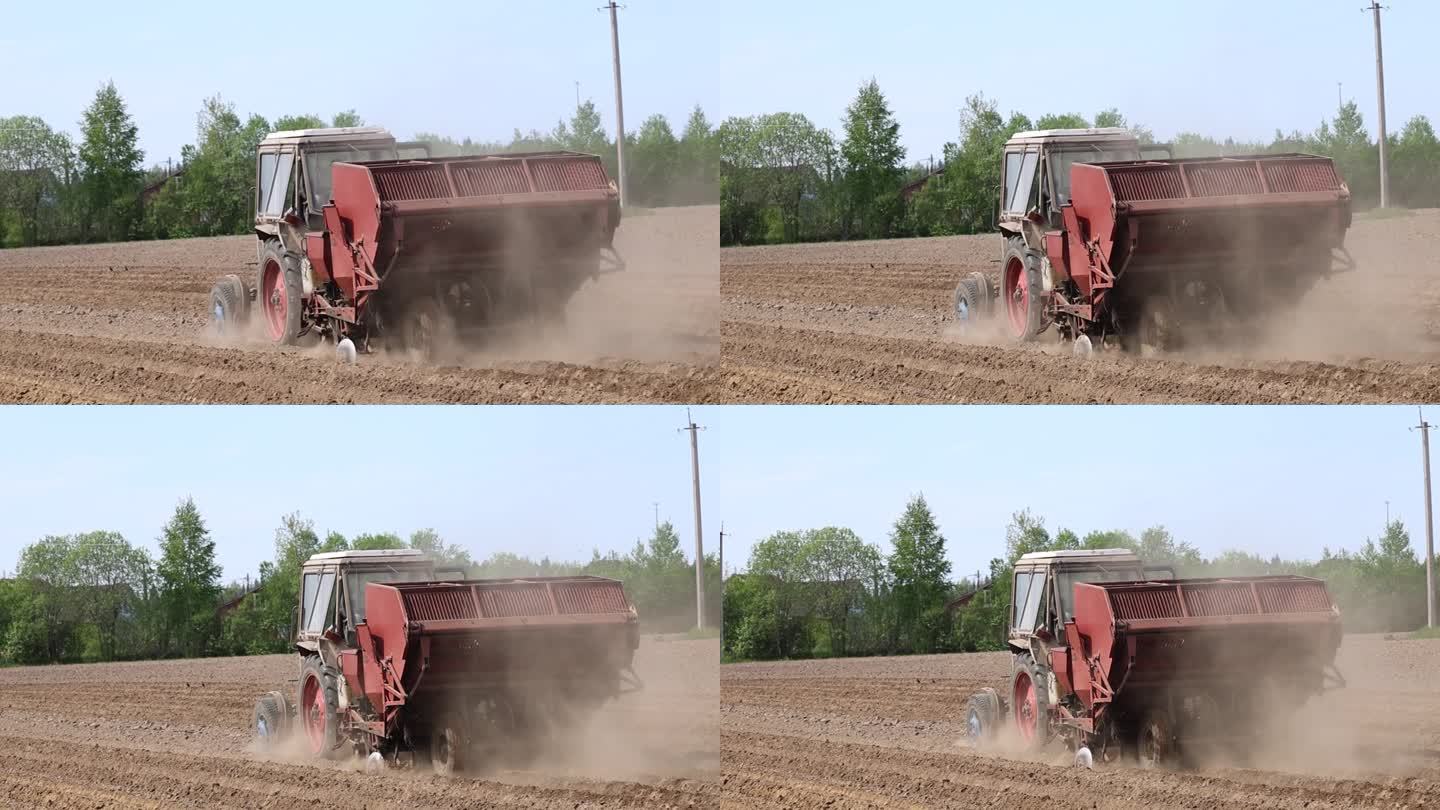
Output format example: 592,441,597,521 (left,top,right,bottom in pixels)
305,548,429,564
1015,548,1141,564
261,126,394,146
1005,127,1137,145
